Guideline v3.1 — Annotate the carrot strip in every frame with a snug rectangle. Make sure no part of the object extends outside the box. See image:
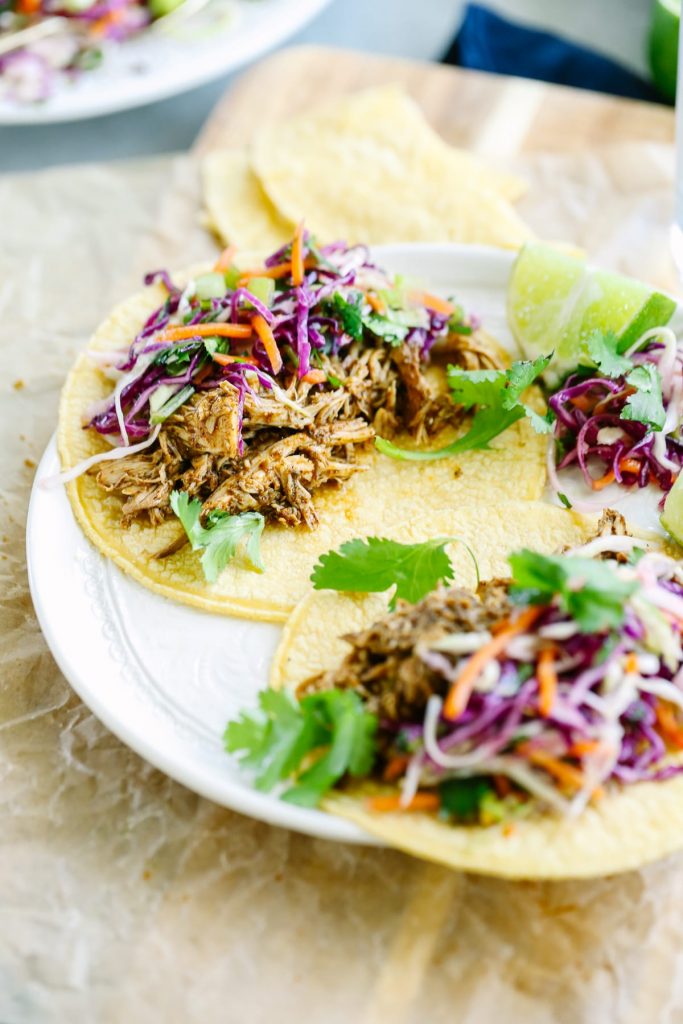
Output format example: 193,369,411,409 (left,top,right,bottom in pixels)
367,792,441,813
301,369,327,384
364,291,385,314
537,646,558,717
595,386,636,415
212,353,246,366
252,314,282,374
238,262,294,283
569,739,605,757
570,394,594,412
213,245,237,273
156,323,252,342
238,257,316,286
444,606,544,720
655,701,683,749
591,468,615,491
624,652,639,675
17,0,40,12
291,222,305,287
619,457,642,475
382,755,411,783
522,748,587,792
410,289,455,317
